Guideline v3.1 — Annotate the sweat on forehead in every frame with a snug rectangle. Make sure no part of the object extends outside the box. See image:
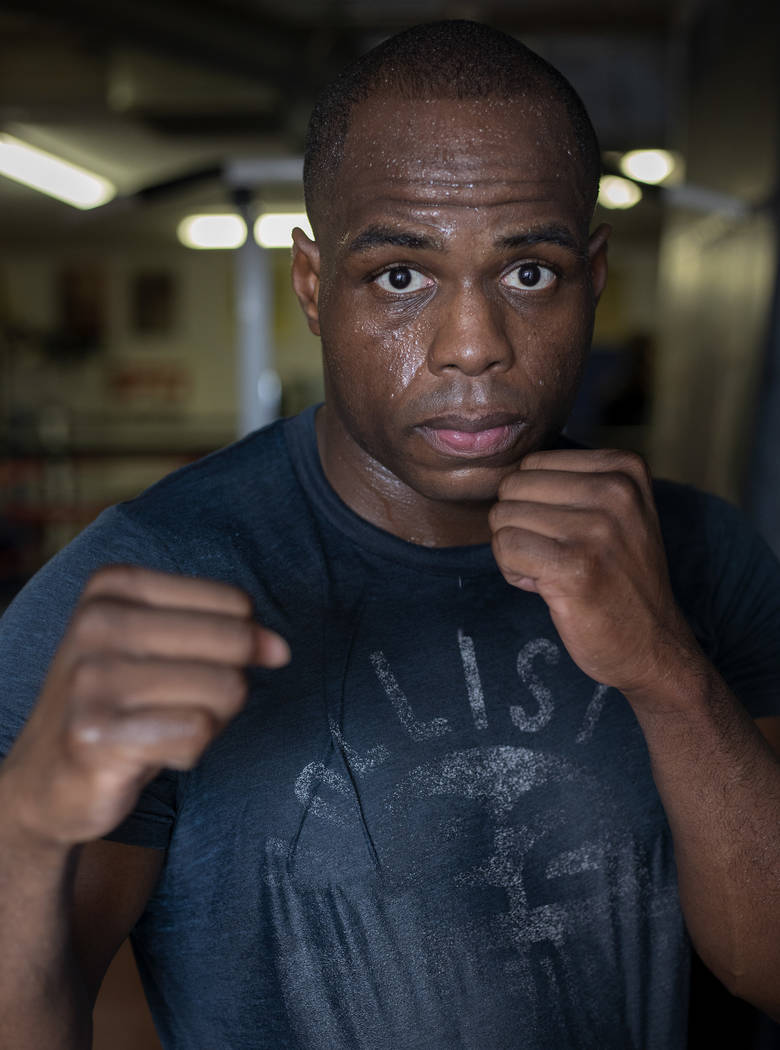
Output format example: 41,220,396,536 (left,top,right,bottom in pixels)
303,20,601,234
340,93,579,178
